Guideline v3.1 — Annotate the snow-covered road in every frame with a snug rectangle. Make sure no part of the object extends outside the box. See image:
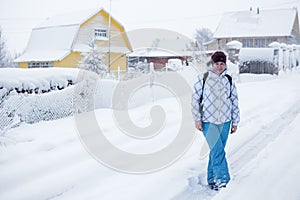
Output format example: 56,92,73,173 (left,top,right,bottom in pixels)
1,69,300,200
